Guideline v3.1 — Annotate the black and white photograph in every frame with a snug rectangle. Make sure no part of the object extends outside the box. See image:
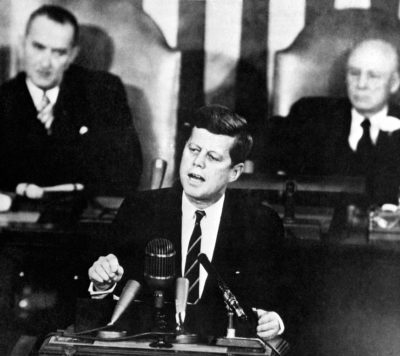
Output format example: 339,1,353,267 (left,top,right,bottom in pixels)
0,1,399,355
